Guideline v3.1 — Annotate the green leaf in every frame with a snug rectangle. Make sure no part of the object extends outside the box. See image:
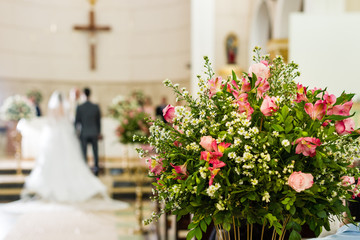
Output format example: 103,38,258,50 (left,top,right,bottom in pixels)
325,112,355,121
296,110,303,121
289,206,296,215
188,222,197,229
289,230,301,240
232,70,237,81
272,124,285,132
186,229,196,240
195,227,202,240
200,220,207,232
282,105,289,118
286,221,301,232
223,222,231,231
316,210,327,218
251,72,257,89
205,216,212,225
